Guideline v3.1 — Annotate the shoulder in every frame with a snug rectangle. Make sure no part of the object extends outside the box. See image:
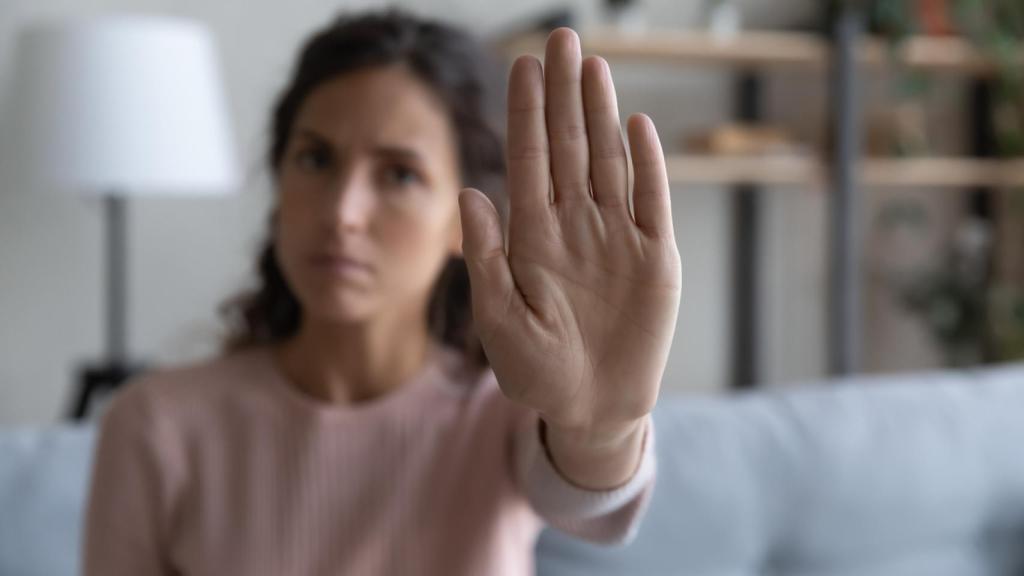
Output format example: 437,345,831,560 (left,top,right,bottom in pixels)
87,353,268,521
99,347,273,434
